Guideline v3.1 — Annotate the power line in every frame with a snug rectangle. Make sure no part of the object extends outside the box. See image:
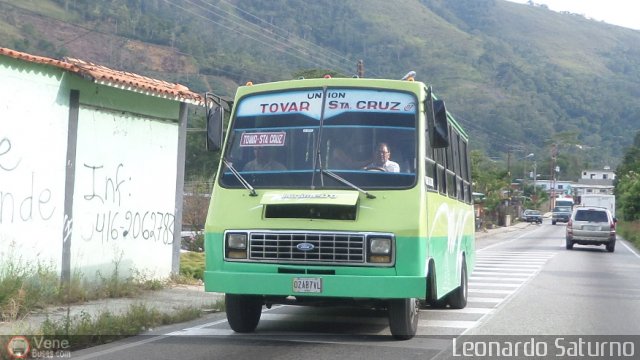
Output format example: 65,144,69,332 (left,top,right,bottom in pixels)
215,0,363,75
454,114,528,153
166,0,355,76
197,0,352,72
